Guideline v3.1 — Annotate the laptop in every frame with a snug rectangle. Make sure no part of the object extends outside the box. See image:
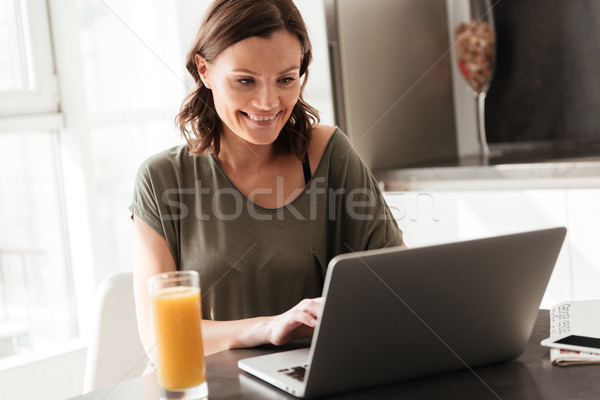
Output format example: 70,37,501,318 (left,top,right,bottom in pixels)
238,227,567,398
